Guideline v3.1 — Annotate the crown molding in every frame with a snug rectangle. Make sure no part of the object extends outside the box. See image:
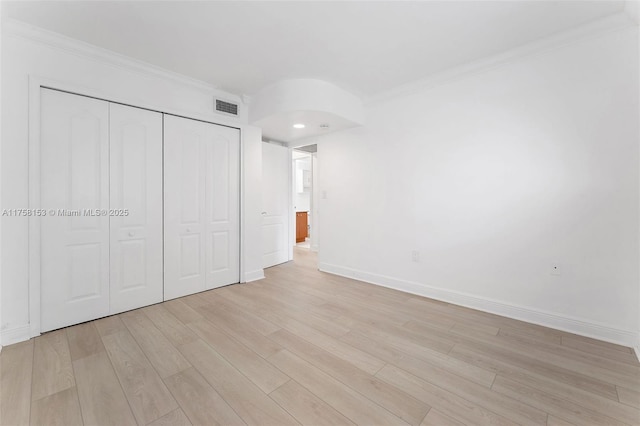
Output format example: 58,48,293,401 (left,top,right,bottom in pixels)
2,18,244,101
365,12,636,106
